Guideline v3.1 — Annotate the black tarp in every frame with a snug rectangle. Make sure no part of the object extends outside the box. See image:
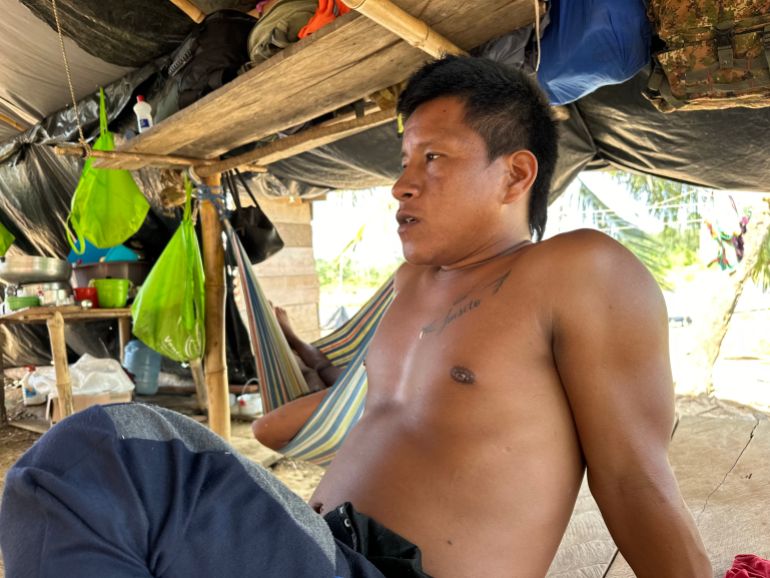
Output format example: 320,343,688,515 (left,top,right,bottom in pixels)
259,65,770,199
0,64,255,381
